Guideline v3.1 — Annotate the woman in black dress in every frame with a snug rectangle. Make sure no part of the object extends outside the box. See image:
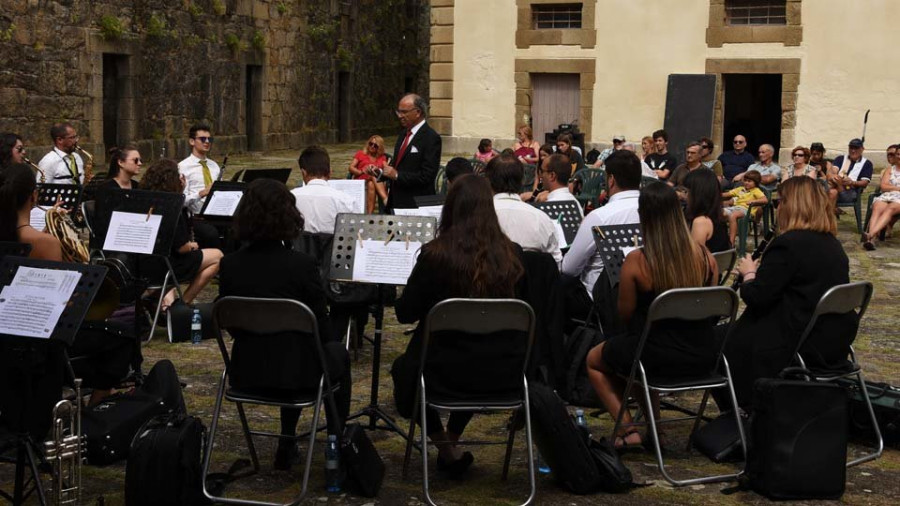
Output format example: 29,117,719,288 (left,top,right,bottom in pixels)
725,177,854,408
585,182,718,449
103,145,142,190
140,159,221,307
391,174,527,476
684,168,731,252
